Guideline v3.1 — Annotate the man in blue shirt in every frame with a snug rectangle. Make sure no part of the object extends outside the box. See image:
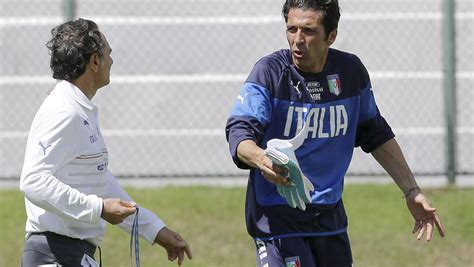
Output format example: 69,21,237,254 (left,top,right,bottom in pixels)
225,1,445,266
